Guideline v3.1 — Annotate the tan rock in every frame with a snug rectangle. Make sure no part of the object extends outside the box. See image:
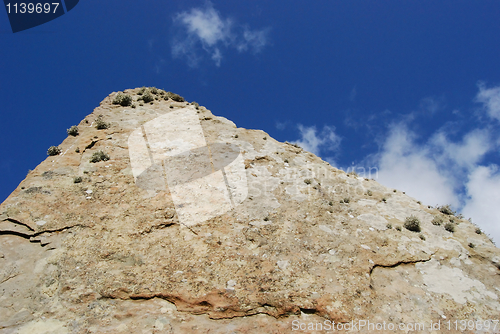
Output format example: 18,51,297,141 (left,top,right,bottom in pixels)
1,88,499,333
